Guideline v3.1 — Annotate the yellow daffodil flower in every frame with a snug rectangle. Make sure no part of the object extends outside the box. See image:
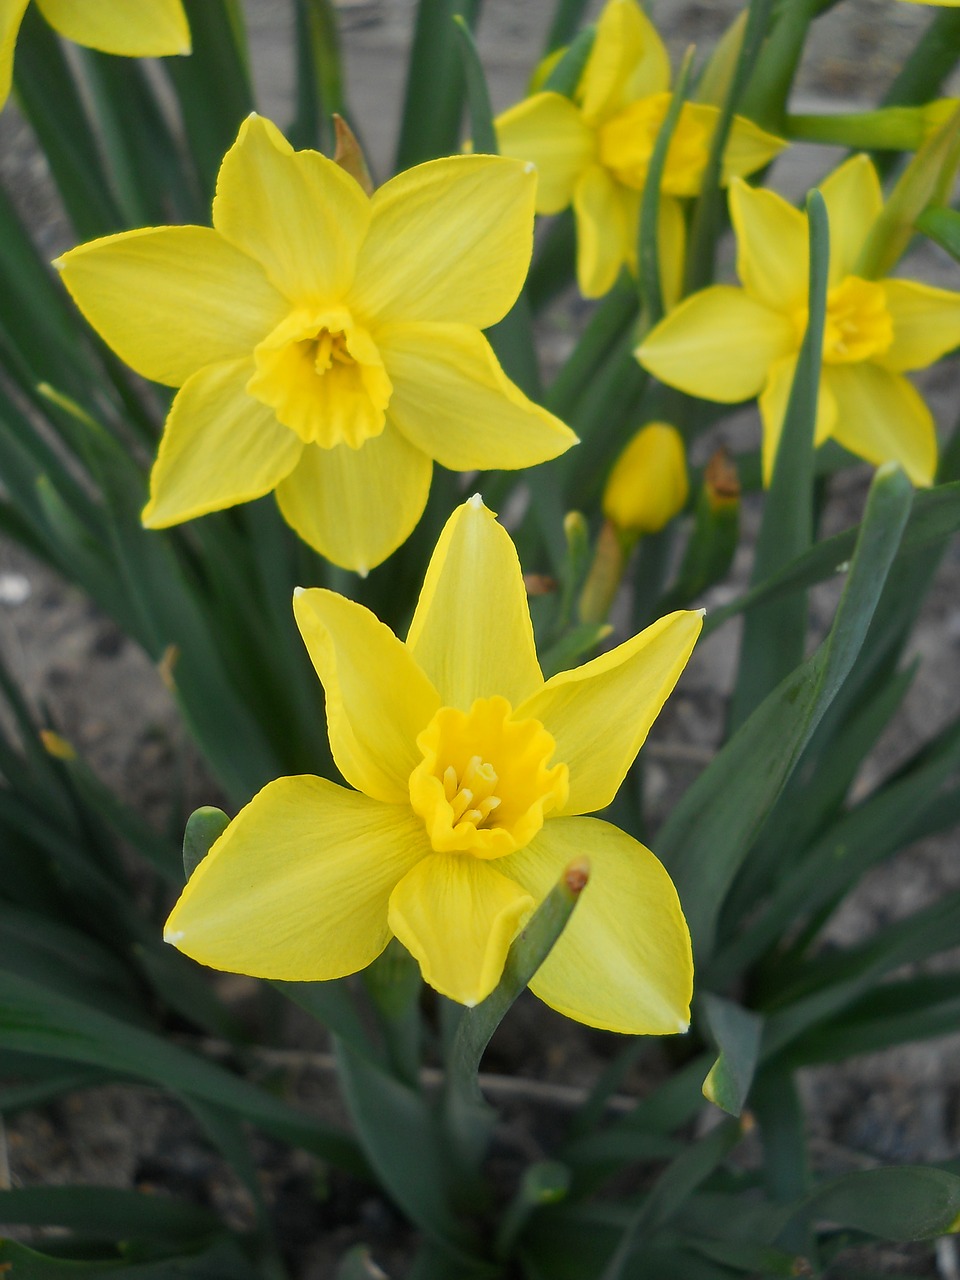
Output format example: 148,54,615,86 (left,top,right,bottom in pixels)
637,155,960,485
164,496,700,1033
56,117,576,573
0,0,190,107
494,0,785,299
